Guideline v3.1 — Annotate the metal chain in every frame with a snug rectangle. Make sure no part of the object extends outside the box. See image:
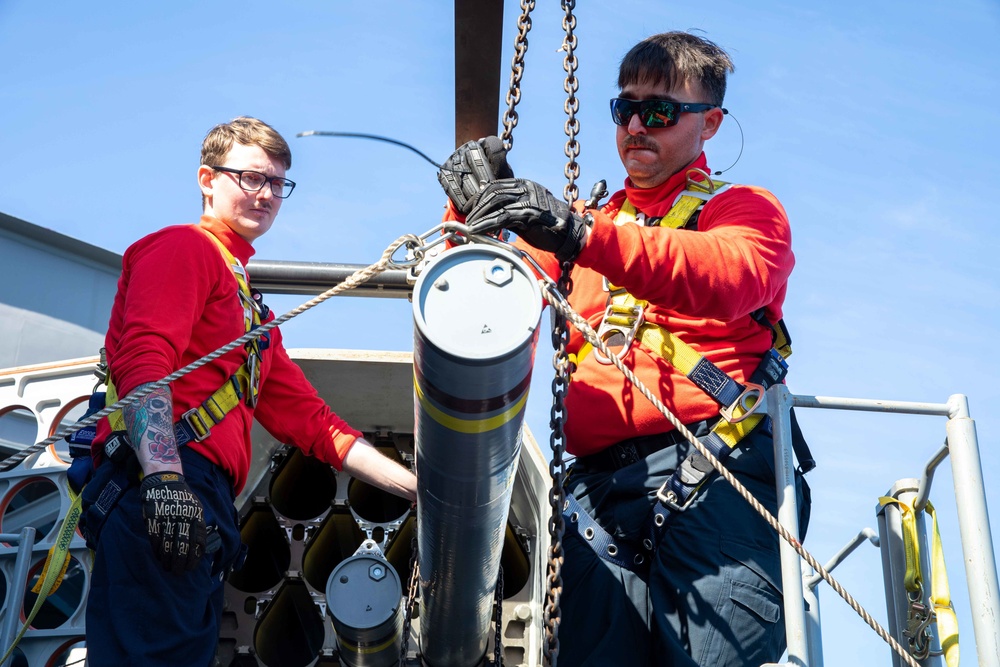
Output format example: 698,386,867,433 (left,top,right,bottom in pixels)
500,0,535,151
542,262,572,667
399,533,420,664
493,565,505,666
541,5,581,666
560,0,580,203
